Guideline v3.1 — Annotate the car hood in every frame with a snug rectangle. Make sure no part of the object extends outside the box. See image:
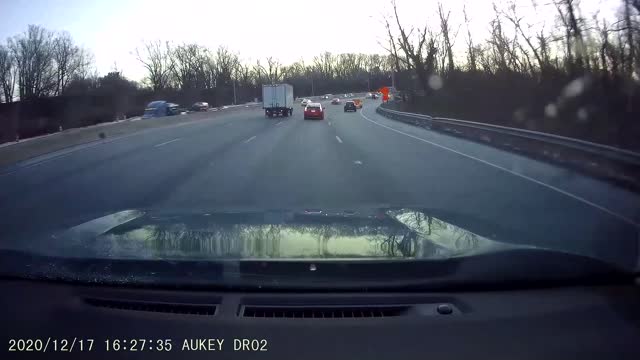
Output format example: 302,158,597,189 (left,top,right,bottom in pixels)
9,208,542,261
